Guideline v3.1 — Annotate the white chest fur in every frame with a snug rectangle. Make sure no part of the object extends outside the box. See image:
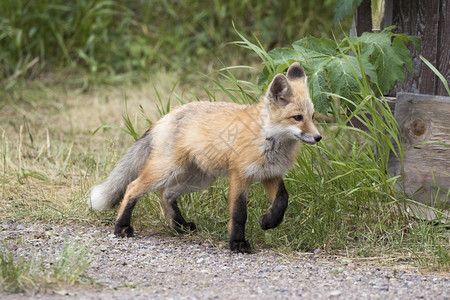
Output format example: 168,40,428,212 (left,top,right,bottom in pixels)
244,137,297,181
